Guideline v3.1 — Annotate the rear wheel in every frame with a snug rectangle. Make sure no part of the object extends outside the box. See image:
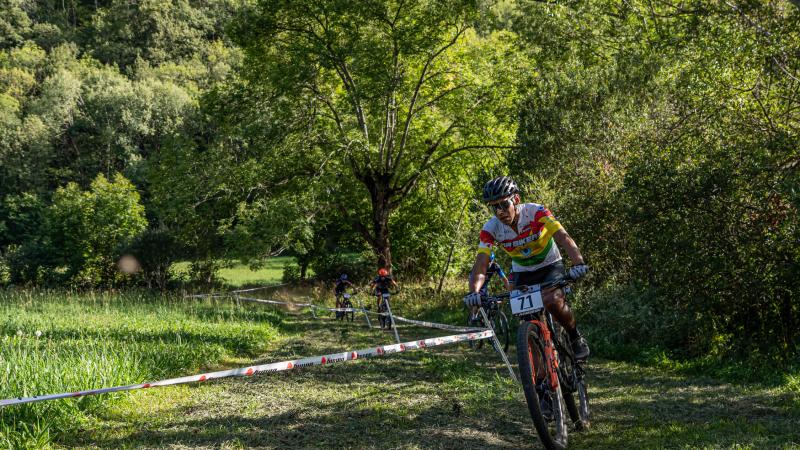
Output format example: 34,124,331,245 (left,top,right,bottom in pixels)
495,311,510,352
516,320,568,450
467,313,484,350
553,325,591,431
